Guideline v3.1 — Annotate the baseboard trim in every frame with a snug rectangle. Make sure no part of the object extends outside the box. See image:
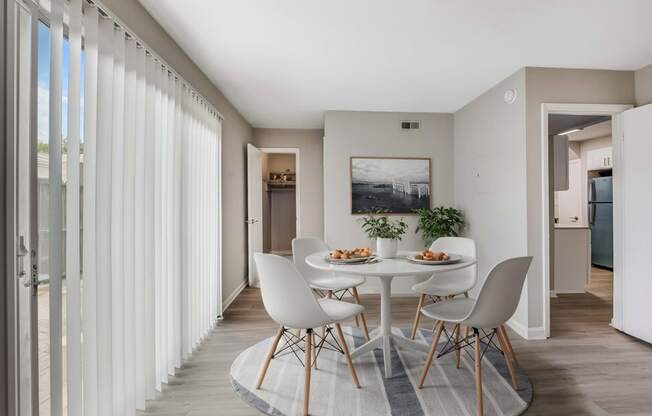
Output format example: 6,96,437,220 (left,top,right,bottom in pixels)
506,319,547,340
222,280,248,314
549,290,557,298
